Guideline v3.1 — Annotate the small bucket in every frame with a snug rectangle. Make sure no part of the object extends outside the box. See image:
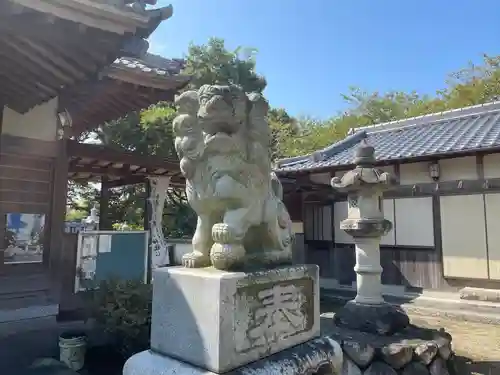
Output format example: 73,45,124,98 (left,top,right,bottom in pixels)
59,331,87,371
